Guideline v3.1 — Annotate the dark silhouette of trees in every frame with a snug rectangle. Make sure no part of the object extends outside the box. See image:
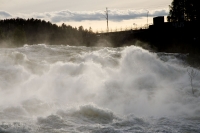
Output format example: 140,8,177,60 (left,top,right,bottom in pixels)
168,0,200,22
0,18,98,47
